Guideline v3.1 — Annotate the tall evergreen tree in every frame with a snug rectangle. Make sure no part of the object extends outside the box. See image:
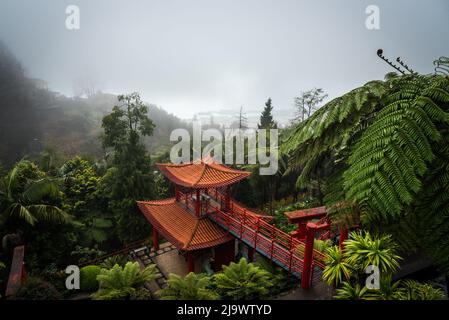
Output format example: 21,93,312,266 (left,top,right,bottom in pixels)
258,98,276,129
100,92,155,243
